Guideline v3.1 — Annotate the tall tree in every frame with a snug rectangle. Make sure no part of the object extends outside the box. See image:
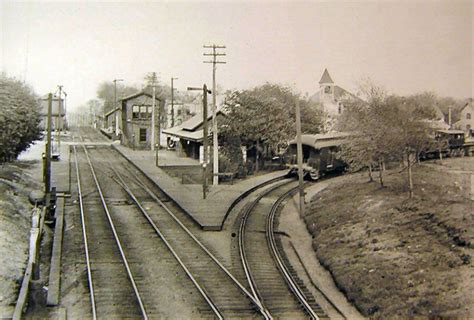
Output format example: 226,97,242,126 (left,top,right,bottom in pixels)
220,83,324,172
338,81,436,196
0,74,42,163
